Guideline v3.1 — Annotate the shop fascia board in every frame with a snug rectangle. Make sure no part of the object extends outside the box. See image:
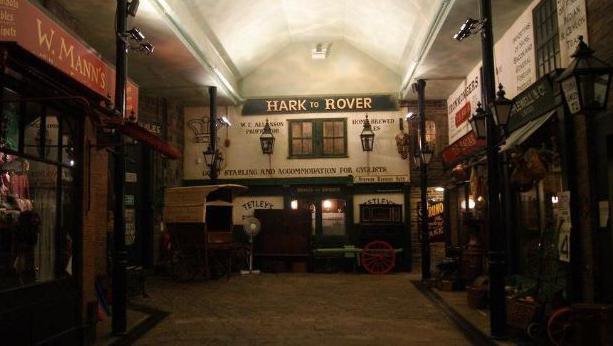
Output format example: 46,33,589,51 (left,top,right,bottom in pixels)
149,0,243,104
